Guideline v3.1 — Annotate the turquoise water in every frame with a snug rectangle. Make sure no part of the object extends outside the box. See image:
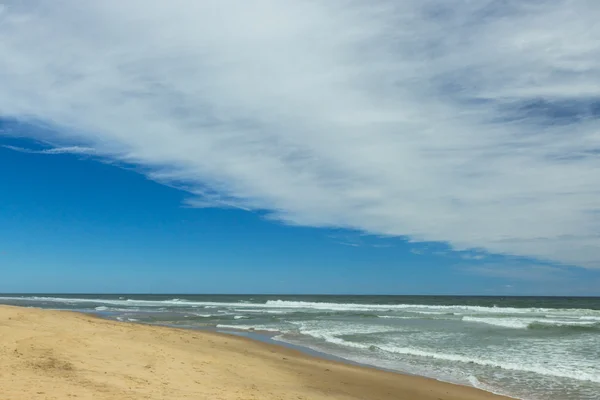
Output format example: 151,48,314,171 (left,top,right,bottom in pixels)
1,294,599,399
